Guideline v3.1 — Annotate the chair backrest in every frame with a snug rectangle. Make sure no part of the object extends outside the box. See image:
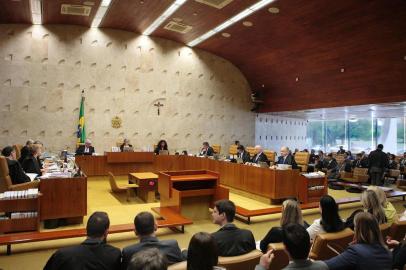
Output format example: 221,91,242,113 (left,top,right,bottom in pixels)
295,152,310,166
389,169,401,177
268,242,289,270
246,147,256,157
309,228,354,260
212,145,221,154
229,145,238,155
218,250,262,270
108,172,121,192
389,217,406,241
353,167,369,182
13,144,23,160
0,156,13,193
264,150,276,162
